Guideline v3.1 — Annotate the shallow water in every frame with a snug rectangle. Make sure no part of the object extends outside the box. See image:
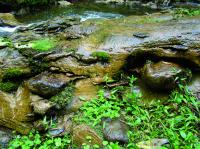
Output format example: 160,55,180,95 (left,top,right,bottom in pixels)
15,1,156,24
